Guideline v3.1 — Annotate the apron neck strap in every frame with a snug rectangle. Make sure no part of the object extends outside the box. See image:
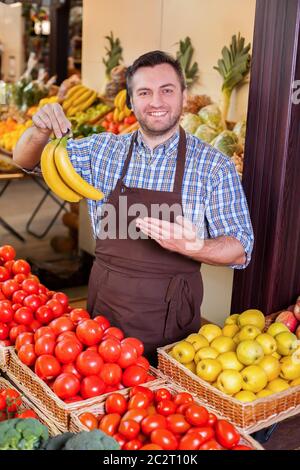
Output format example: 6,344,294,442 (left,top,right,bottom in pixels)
120,131,138,181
